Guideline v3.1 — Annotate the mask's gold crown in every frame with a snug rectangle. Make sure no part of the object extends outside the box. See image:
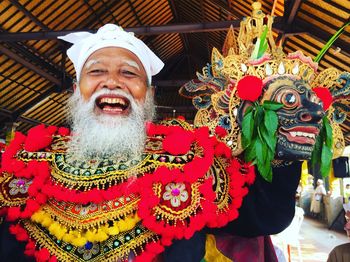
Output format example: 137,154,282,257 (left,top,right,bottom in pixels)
181,2,349,158
212,1,318,85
